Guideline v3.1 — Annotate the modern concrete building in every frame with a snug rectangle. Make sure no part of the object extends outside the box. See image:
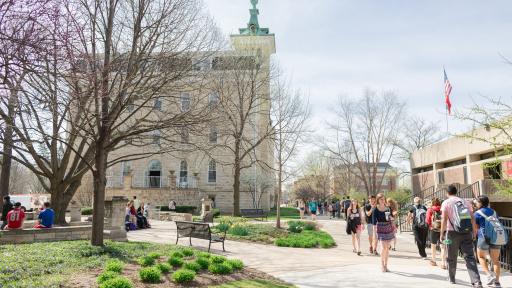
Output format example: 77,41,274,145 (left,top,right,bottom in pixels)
410,125,512,216
75,1,276,213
